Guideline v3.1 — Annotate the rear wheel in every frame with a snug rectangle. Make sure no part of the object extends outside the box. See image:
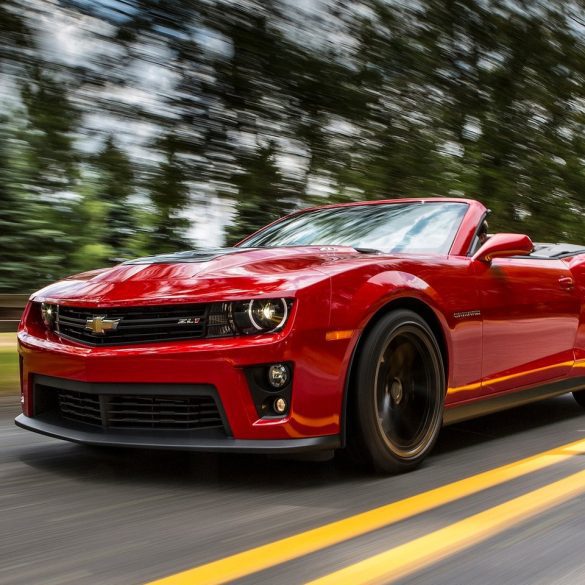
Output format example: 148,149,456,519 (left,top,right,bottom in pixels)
352,309,445,474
